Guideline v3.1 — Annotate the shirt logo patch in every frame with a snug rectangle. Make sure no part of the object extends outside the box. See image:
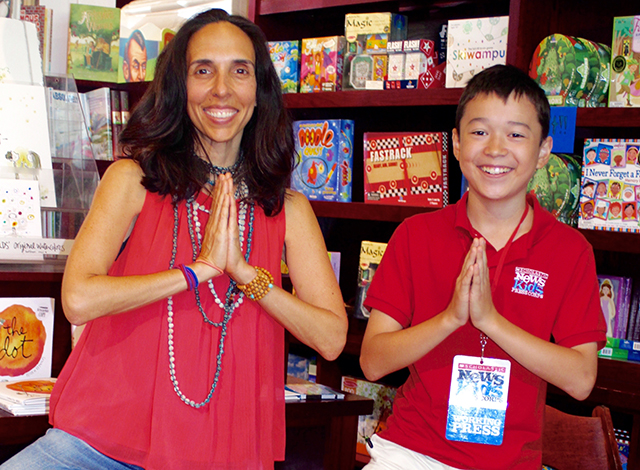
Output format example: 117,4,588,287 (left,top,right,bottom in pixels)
511,267,548,299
